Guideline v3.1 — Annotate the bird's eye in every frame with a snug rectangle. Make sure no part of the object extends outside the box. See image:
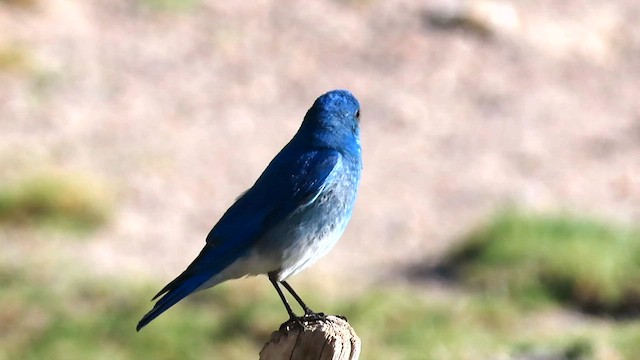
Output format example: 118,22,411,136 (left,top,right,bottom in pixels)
355,110,360,119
